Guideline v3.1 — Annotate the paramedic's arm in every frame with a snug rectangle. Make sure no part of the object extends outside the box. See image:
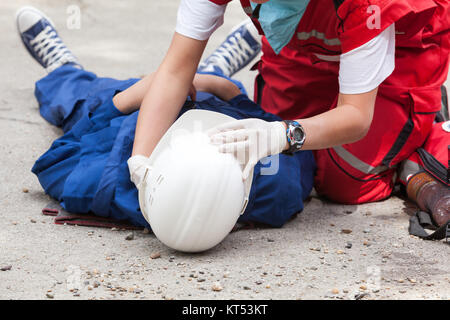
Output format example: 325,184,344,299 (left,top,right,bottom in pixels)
290,89,377,150
296,24,395,150
131,33,207,157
